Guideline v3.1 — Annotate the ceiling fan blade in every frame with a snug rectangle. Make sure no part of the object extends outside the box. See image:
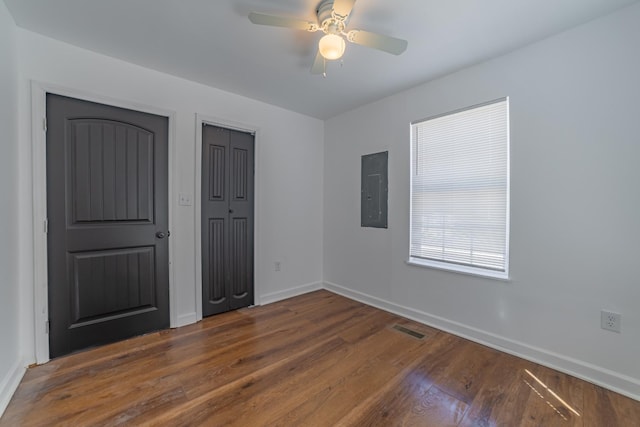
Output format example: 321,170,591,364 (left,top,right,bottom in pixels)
347,30,408,55
311,51,325,75
249,12,317,31
332,0,357,19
